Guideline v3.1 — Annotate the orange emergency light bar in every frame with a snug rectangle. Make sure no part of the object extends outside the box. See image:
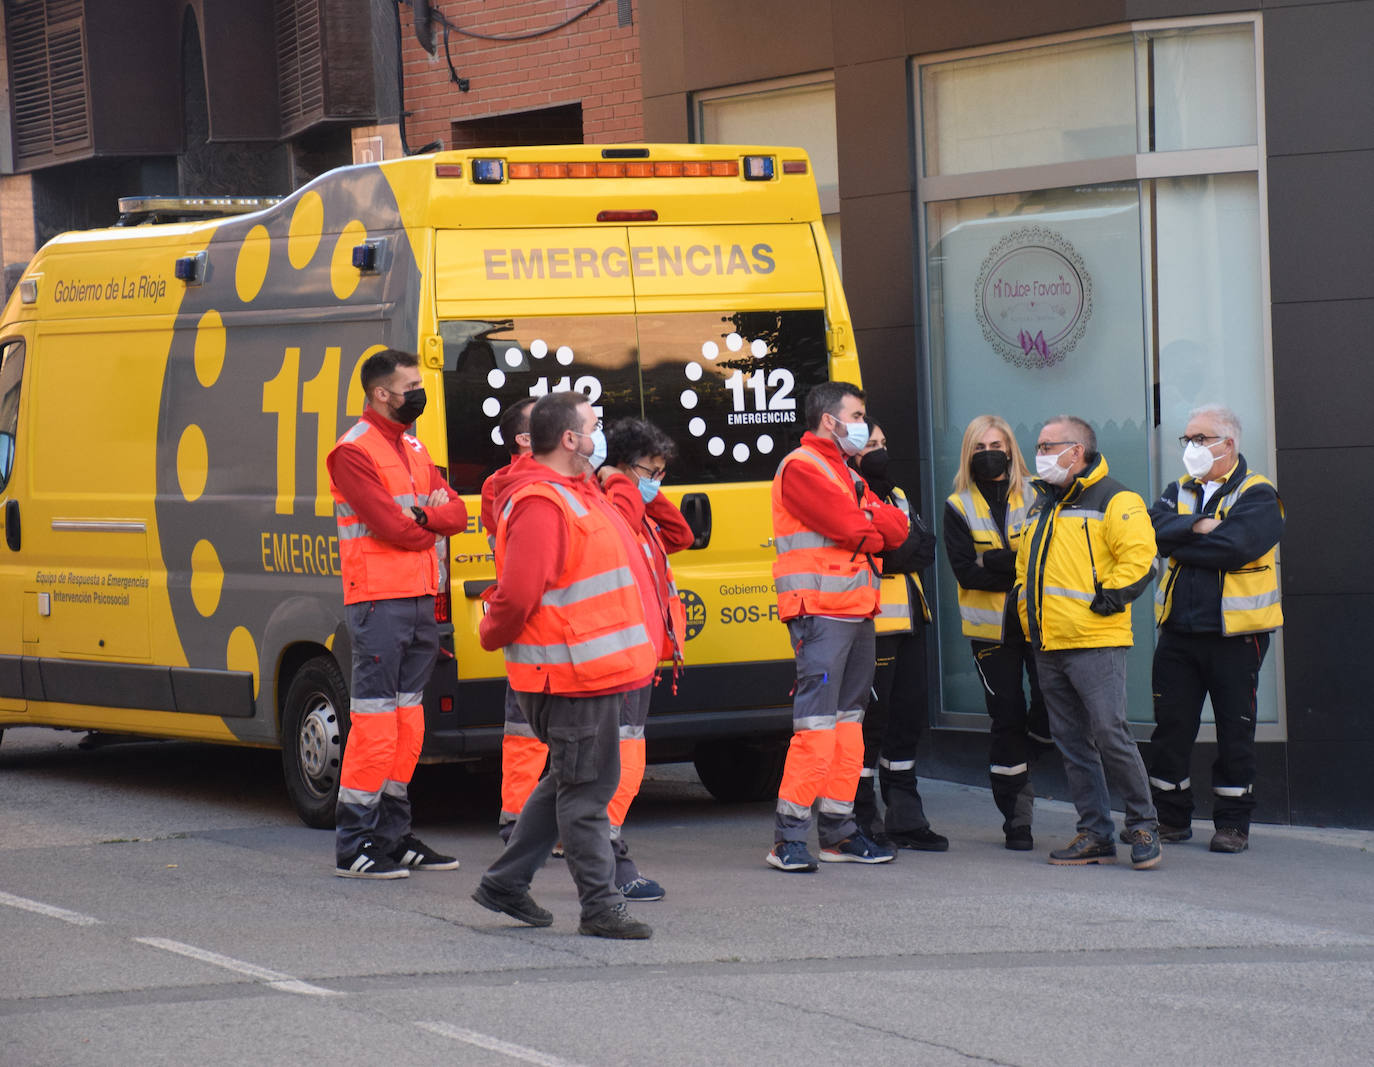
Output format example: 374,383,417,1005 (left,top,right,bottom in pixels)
447,154,805,184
